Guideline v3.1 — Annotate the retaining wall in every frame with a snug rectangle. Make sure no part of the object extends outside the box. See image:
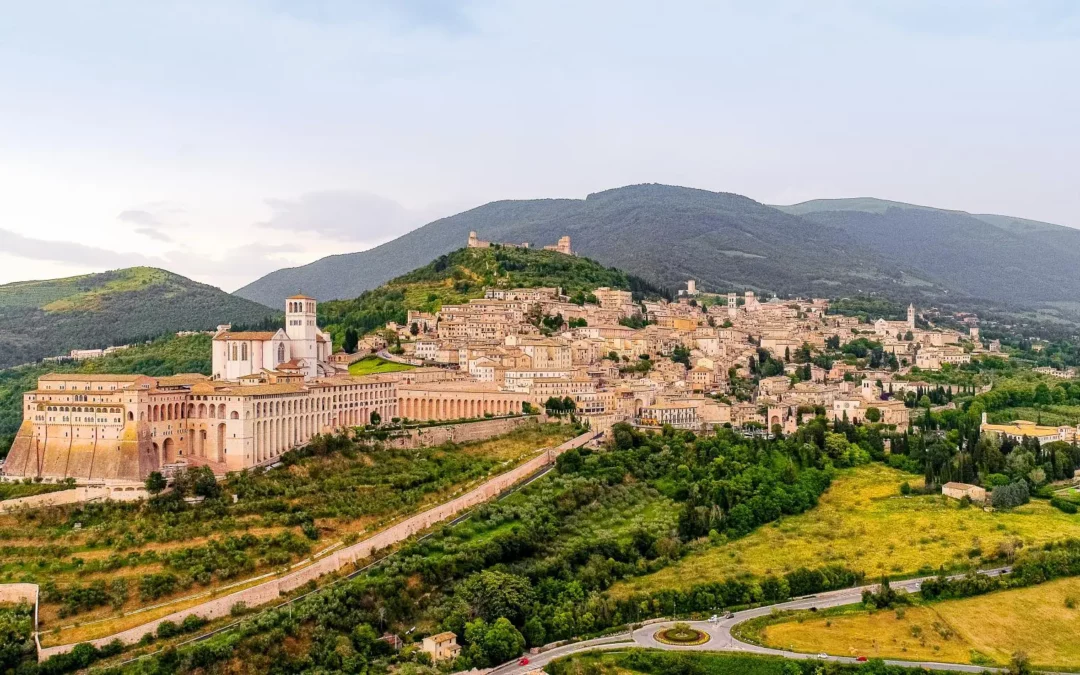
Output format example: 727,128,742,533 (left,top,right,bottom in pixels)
35,430,597,660
0,485,149,514
373,415,538,450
